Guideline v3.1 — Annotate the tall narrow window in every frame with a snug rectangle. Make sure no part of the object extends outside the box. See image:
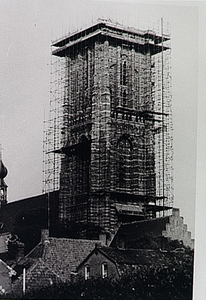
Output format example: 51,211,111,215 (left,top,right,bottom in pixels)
123,61,126,85
85,265,90,280
102,263,108,278
123,90,127,107
76,135,90,195
117,136,132,190
73,70,79,112
120,60,127,85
